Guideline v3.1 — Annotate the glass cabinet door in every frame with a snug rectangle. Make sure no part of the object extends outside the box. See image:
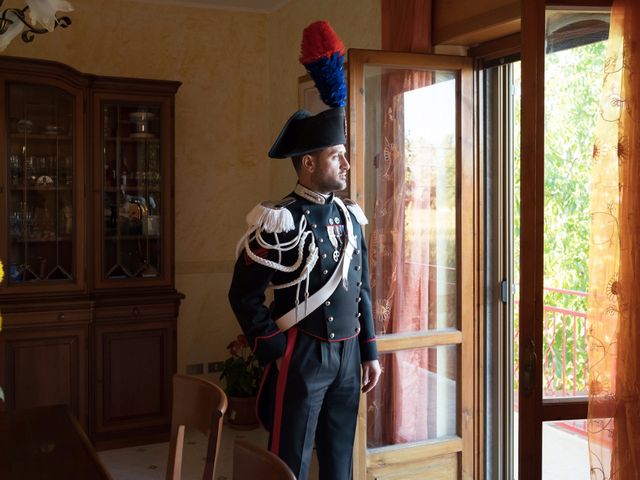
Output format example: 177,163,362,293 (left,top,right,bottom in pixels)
100,102,163,281
6,83,77,285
